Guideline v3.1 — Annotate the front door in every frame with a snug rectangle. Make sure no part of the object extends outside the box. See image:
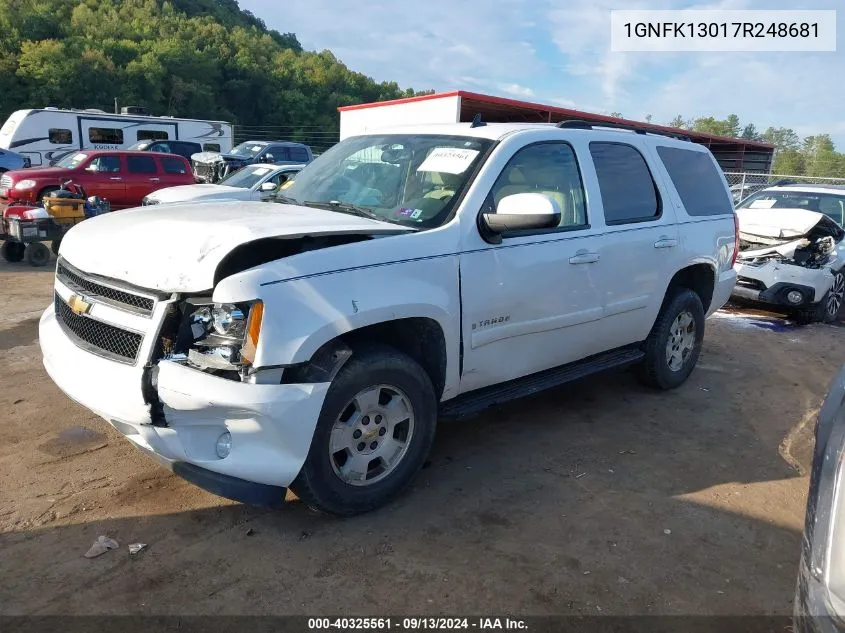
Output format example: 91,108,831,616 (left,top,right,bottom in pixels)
459,141,608,393
76,154,125,205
